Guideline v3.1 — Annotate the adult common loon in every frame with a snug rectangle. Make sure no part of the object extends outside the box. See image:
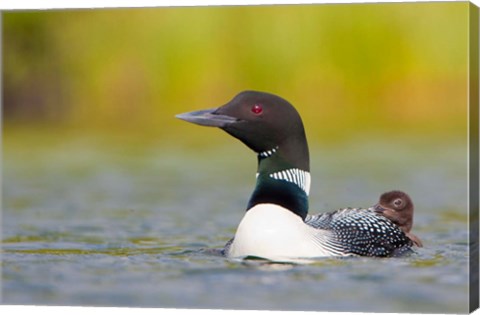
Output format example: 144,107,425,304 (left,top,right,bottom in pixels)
176,91,413,260
374,190,423,247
